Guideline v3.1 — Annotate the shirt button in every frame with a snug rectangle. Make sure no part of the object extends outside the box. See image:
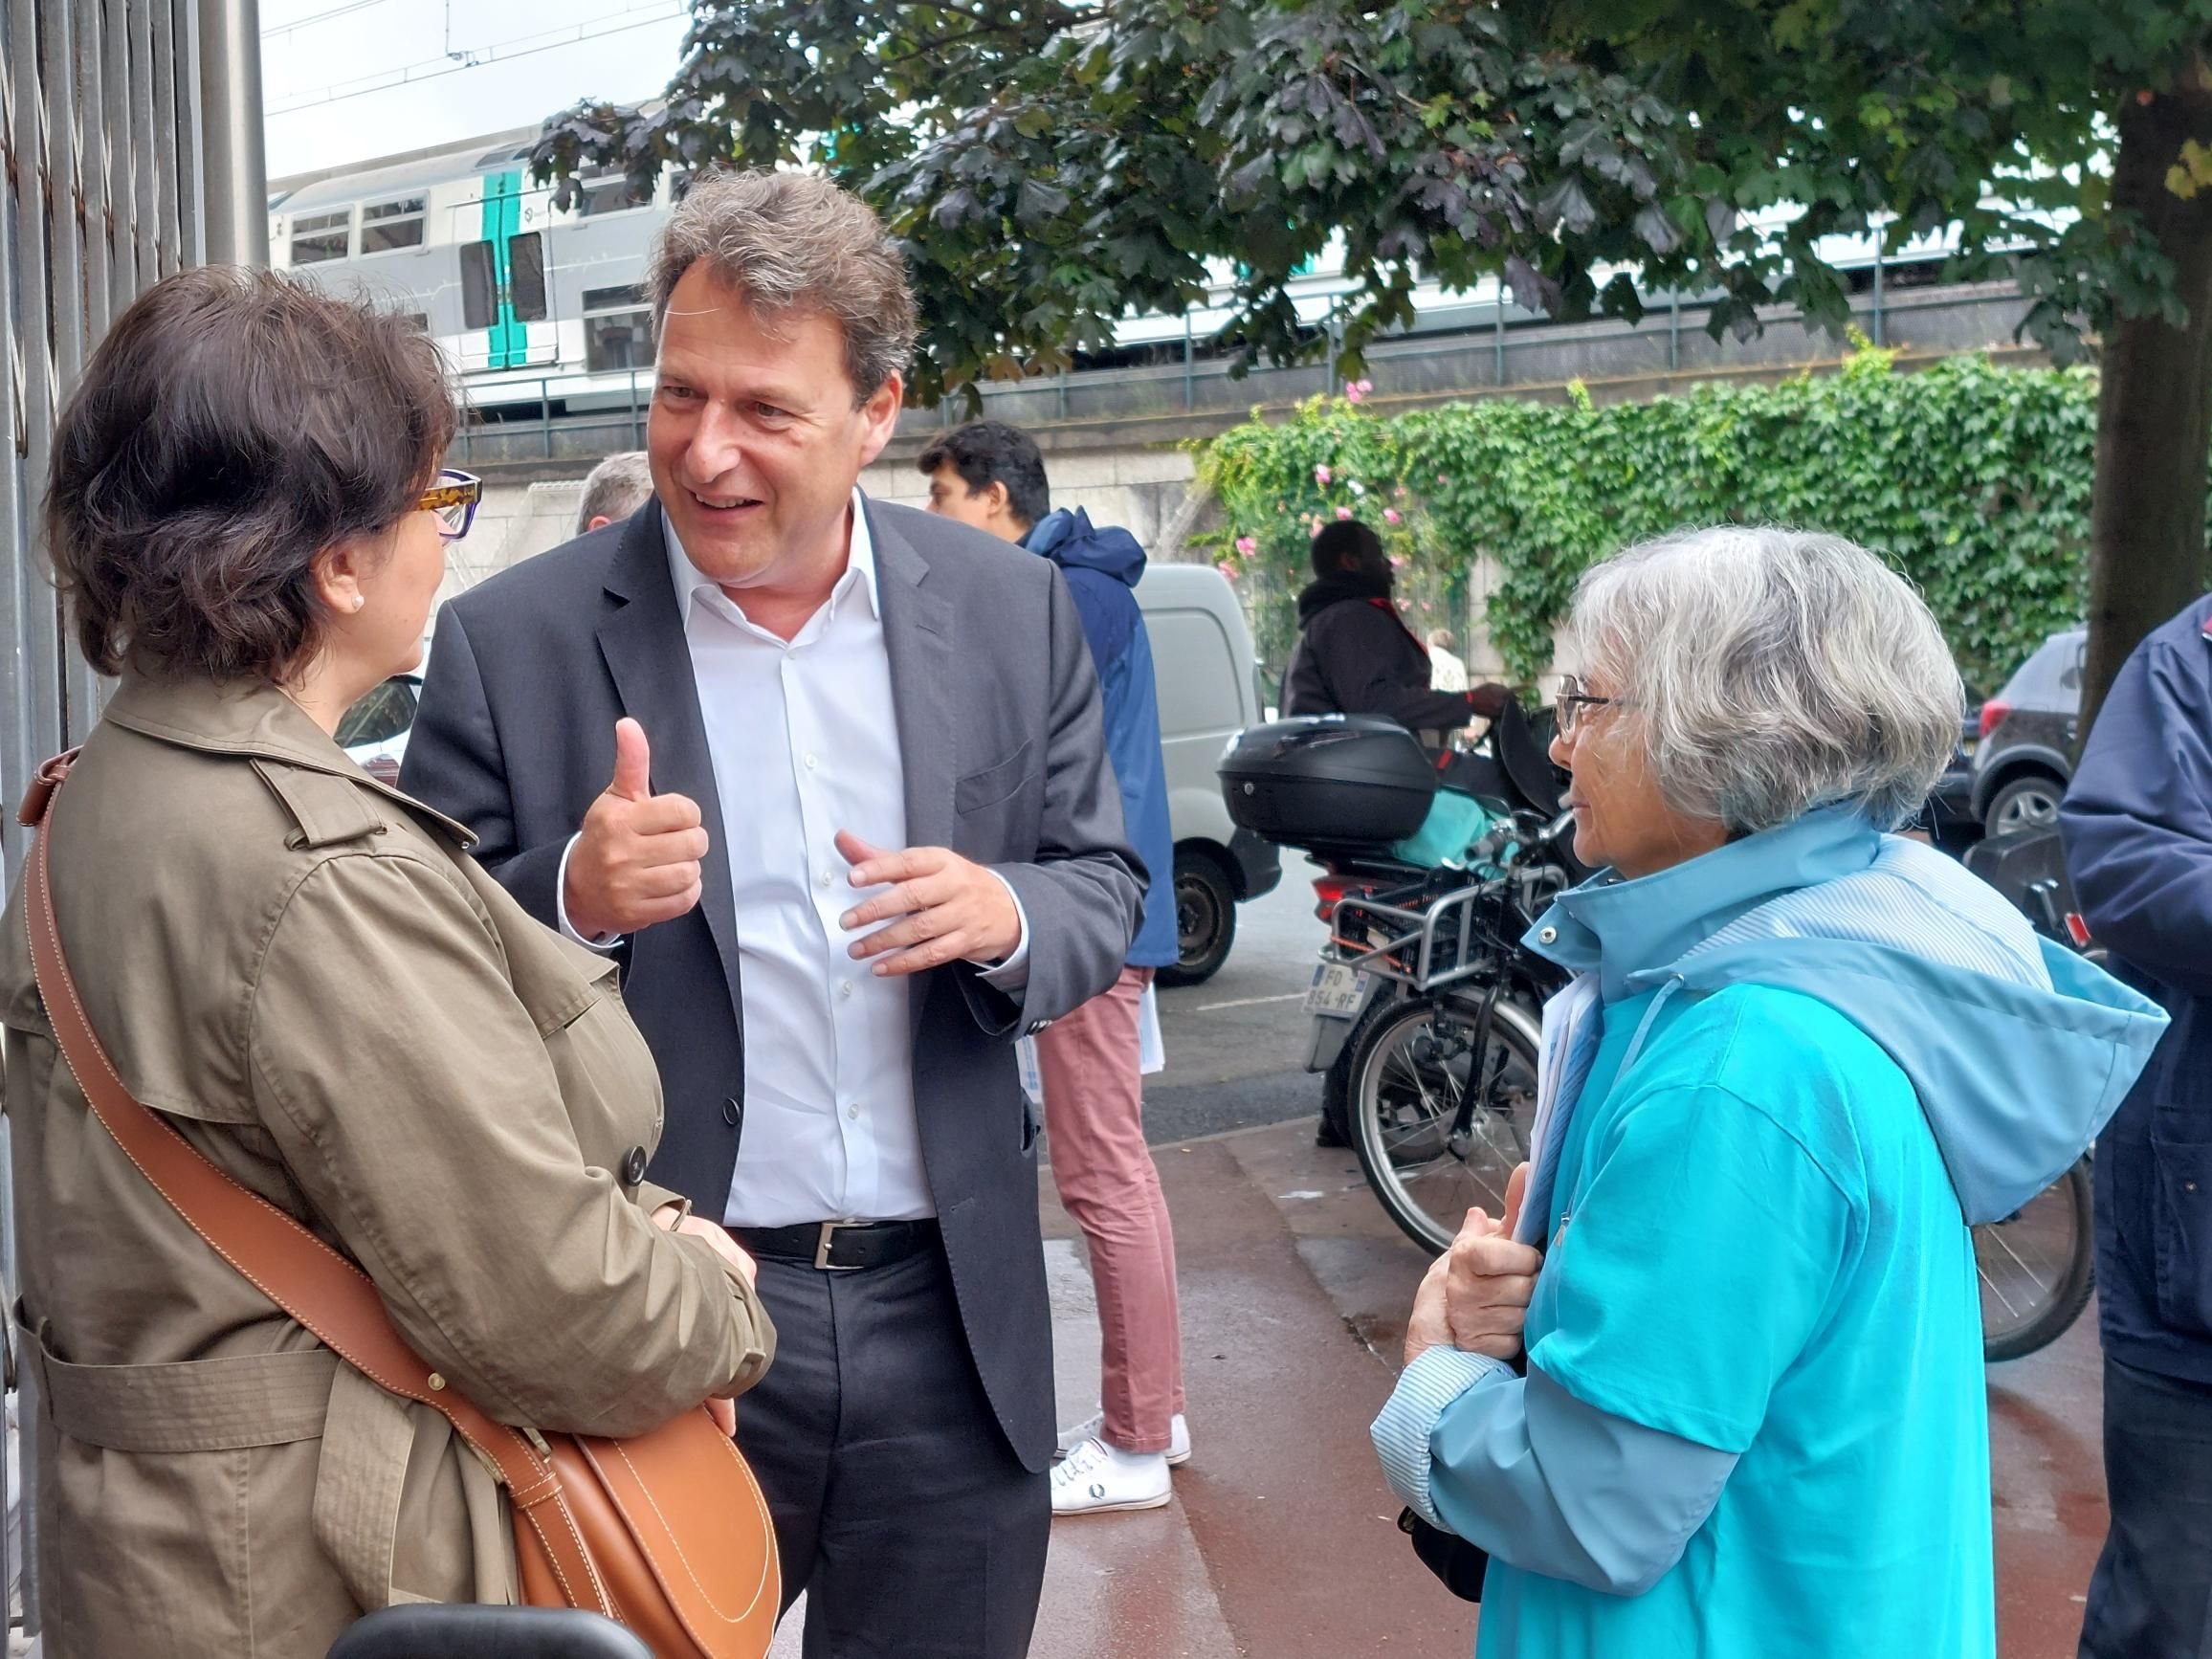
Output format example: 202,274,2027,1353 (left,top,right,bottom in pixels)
839,982,854,1000
722,1097,741,1127
804,753,818,769
820,870,833,888
845,1103,860,1121
621,1145,648,1185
